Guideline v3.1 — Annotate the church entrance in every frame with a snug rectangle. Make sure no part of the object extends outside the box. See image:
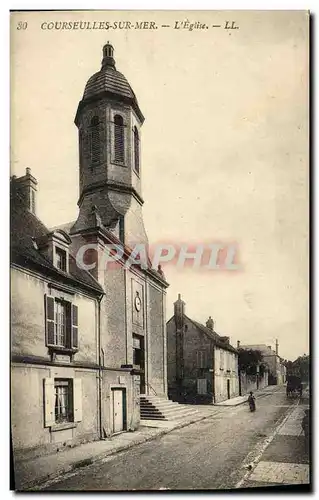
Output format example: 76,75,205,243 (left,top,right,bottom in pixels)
133,334,145,394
